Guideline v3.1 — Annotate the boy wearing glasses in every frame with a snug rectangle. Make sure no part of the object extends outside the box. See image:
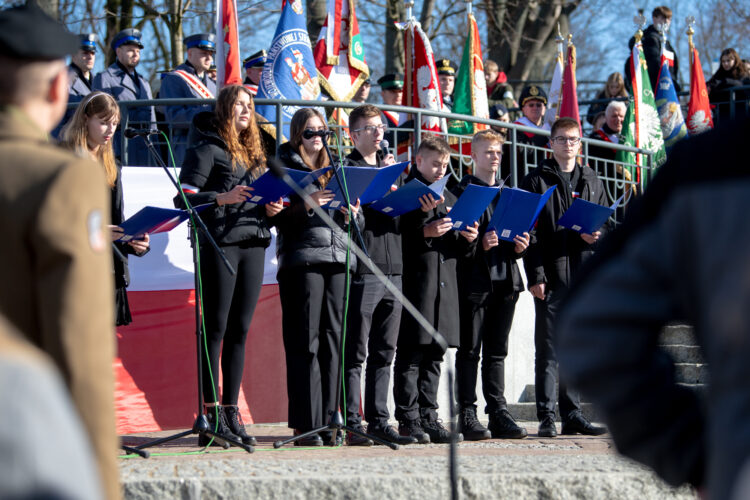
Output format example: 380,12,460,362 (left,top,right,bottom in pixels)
520,117,608,438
